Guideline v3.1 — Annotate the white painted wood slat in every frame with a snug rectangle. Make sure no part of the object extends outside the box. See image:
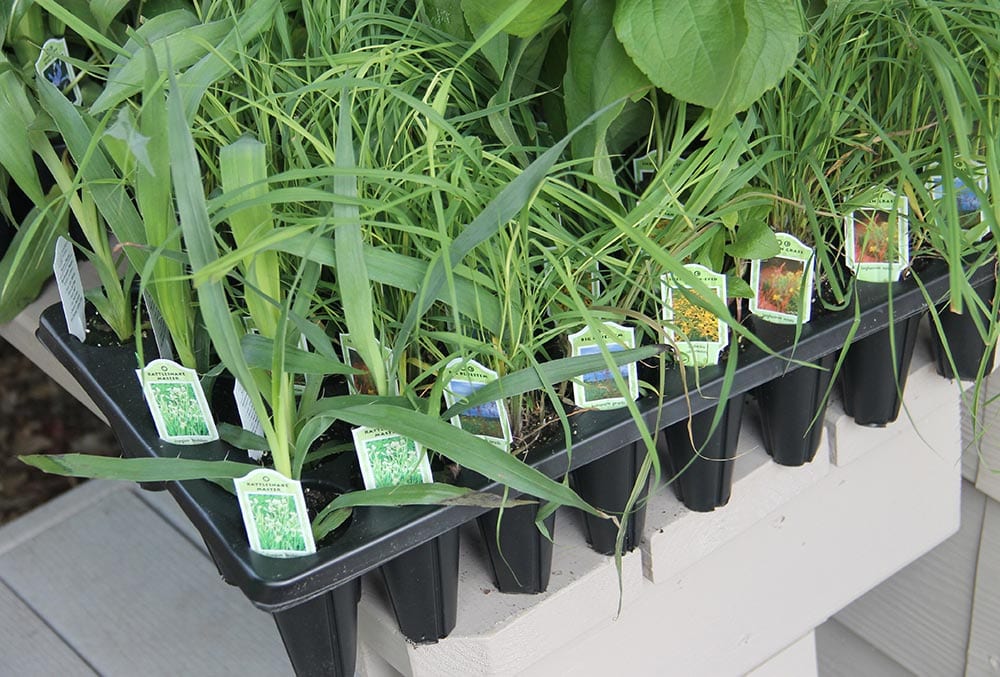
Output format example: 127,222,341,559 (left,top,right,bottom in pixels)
833,480,986,676
816,619,914,677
